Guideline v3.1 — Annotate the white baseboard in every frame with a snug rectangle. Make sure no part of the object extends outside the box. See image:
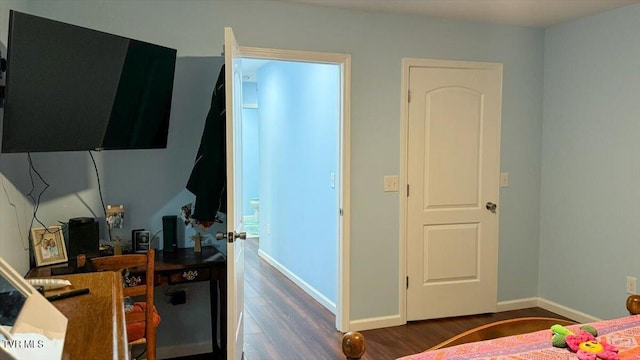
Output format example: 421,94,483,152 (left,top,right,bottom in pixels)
496,297,600,324
349,314,403,332
496,297,539,312
157,341,212,359
346,298,585,333
345,298,597,332
537,297,601,323
258,249,336,314
345,297,599,333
